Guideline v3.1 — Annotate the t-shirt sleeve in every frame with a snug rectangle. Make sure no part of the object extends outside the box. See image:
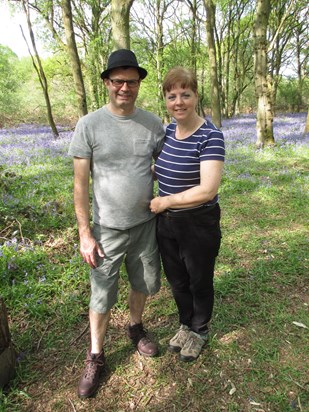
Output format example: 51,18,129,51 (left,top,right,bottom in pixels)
200,130,225,162
153,121,166,159
68,117,92,158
